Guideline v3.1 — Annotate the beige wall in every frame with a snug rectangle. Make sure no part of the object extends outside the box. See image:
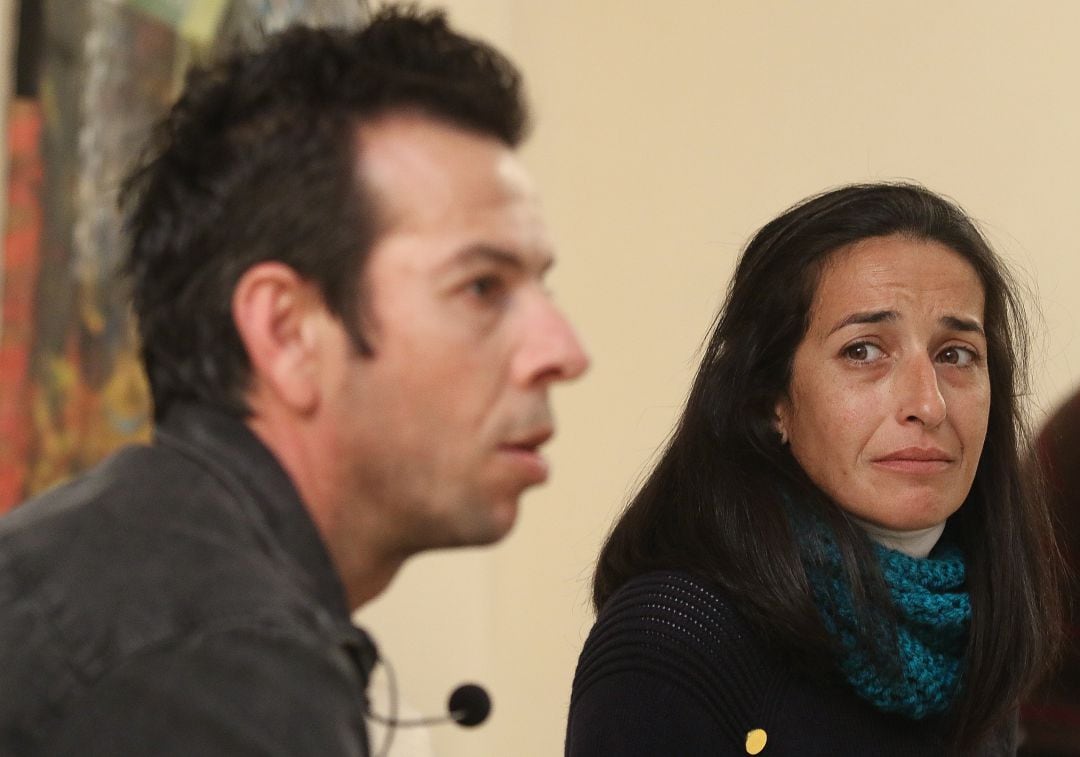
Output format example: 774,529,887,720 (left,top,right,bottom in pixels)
356,2,1080,756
